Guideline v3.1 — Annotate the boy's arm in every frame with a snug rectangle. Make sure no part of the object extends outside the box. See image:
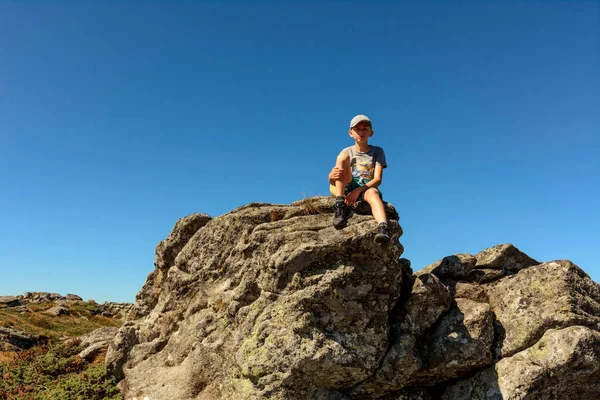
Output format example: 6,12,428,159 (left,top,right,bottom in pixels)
369,164,384,188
